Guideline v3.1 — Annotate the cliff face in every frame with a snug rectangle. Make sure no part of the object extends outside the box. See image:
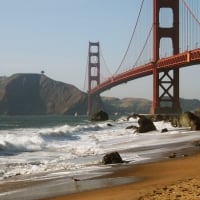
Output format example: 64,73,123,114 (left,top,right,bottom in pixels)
0,74,88,115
